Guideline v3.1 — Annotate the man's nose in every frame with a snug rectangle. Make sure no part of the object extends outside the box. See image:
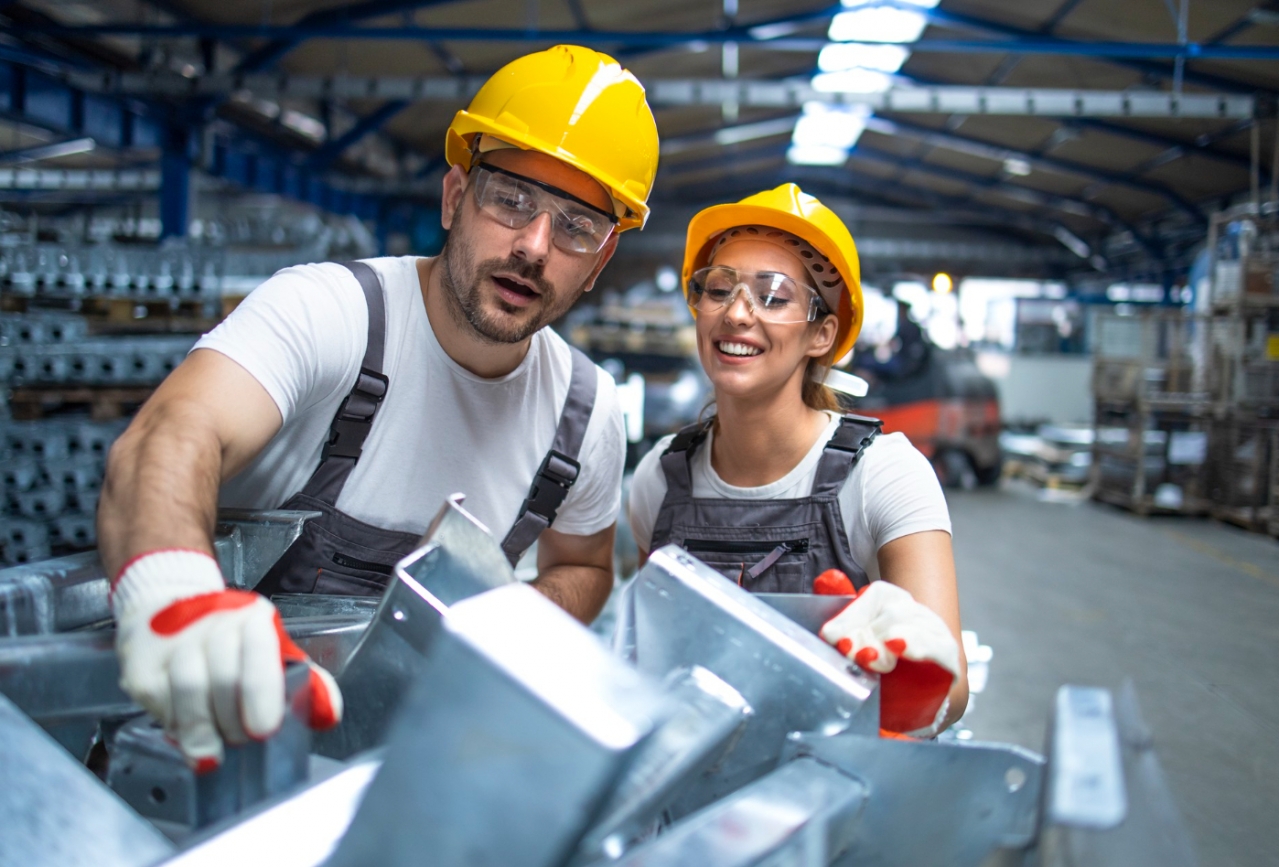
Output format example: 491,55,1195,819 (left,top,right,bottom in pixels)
511,211,553,264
